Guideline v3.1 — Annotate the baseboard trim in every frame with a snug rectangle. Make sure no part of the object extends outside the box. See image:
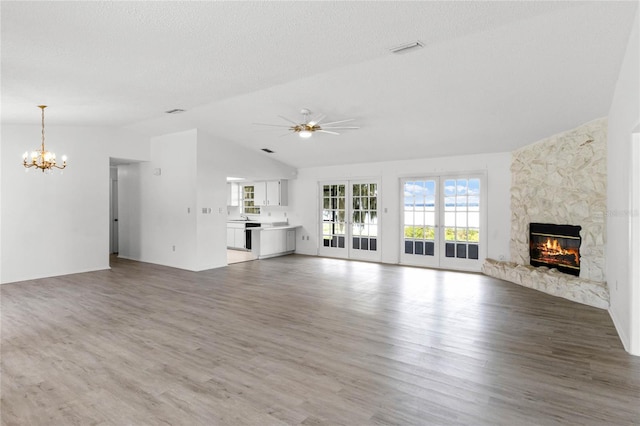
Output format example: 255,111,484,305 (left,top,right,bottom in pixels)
608,307,634,355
